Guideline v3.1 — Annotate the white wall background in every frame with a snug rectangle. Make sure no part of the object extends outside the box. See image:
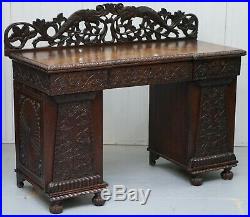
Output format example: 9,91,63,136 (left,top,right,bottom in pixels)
2,2,248,146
